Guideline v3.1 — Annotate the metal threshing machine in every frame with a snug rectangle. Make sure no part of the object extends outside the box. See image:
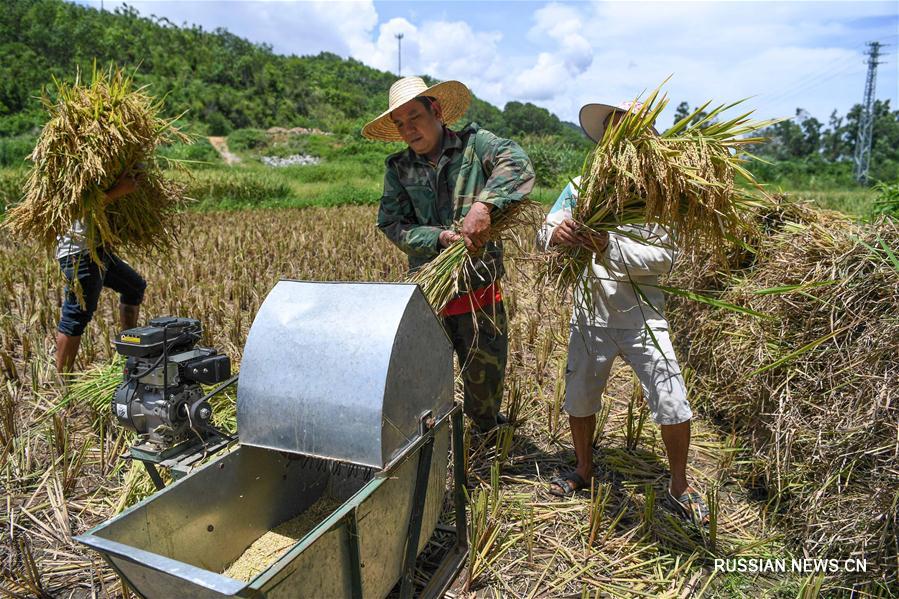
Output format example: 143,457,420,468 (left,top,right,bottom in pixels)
76,280,469,598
